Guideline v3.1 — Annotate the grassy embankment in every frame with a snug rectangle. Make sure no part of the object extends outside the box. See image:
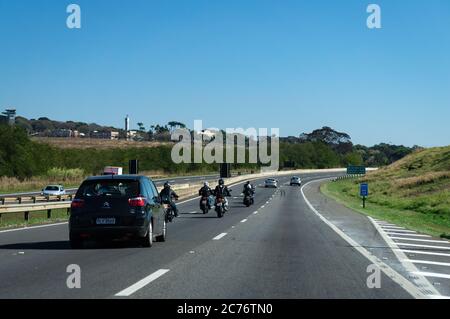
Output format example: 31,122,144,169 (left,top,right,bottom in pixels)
321,146,450,238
